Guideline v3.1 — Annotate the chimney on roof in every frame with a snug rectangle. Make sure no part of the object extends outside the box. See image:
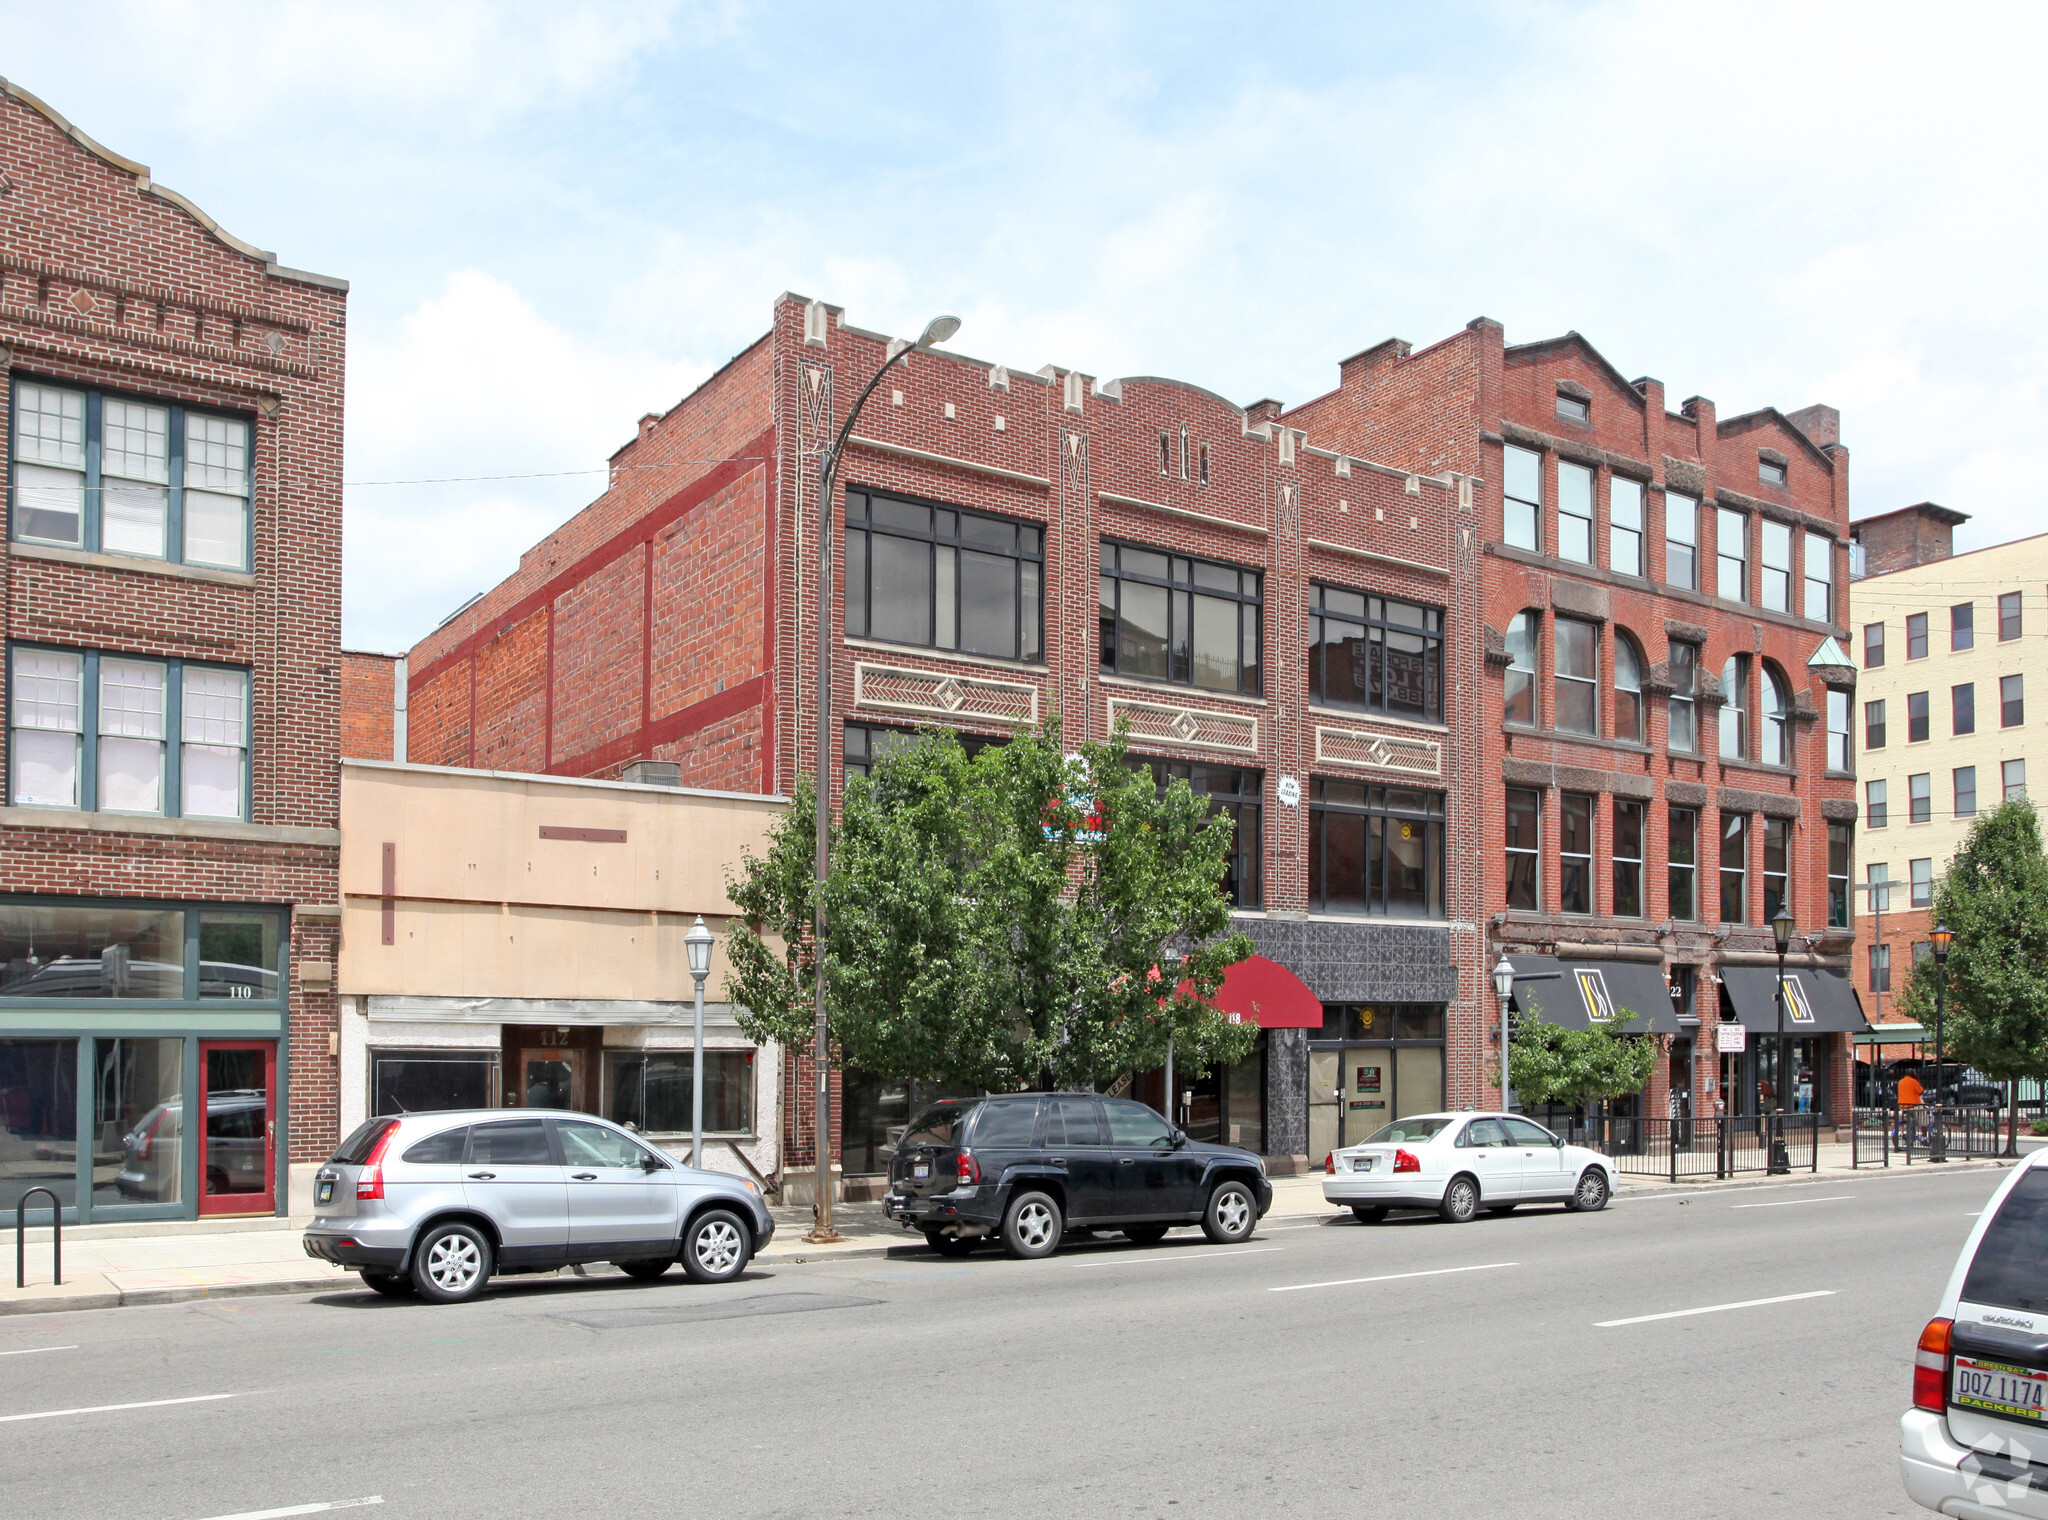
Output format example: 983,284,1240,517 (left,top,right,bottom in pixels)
1787,404,1840,450
639,412,660,440
1852,502,1970,577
